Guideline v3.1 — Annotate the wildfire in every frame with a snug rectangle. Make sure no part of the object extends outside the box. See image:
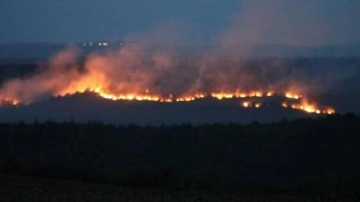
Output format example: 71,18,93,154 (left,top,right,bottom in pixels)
93,89,335,114
0,48,336,115
282,101,335,115
210,90,272,100
176,93,205,102
285,92,301,99
211,92,234,100
254,103,262,108
0,98,19,106
240,101,262,108
242,101,251,108
0,87,336,115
